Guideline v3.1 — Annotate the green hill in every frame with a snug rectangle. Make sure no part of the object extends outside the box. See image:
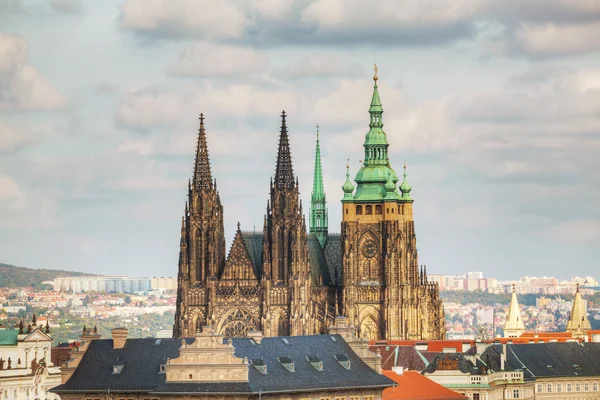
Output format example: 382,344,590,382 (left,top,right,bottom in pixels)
0,263,93,289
